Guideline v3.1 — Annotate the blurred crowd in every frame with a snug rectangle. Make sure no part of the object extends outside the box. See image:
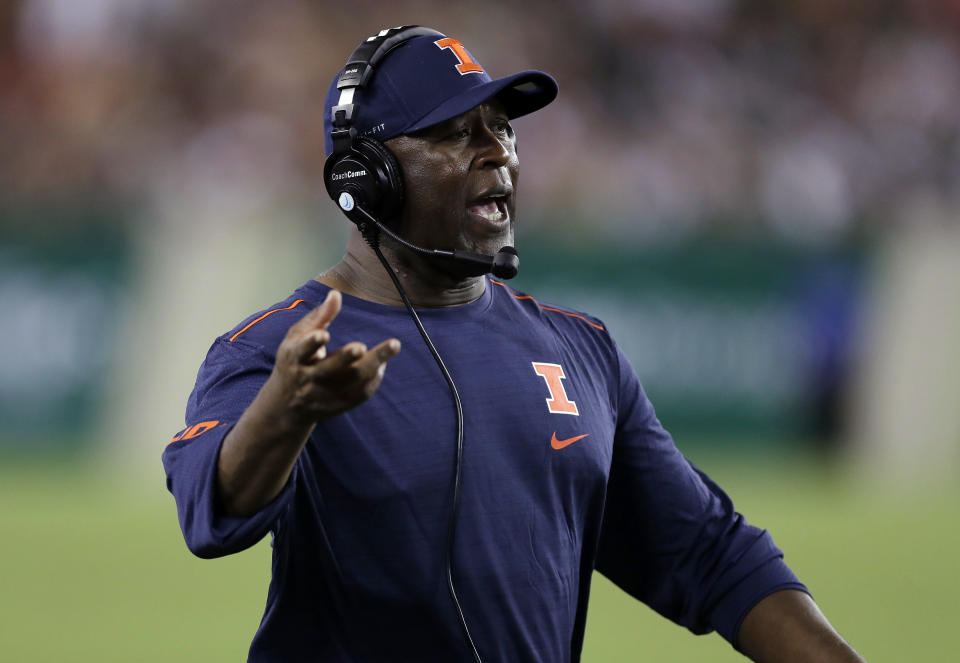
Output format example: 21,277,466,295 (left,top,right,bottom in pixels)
1,0,959,244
